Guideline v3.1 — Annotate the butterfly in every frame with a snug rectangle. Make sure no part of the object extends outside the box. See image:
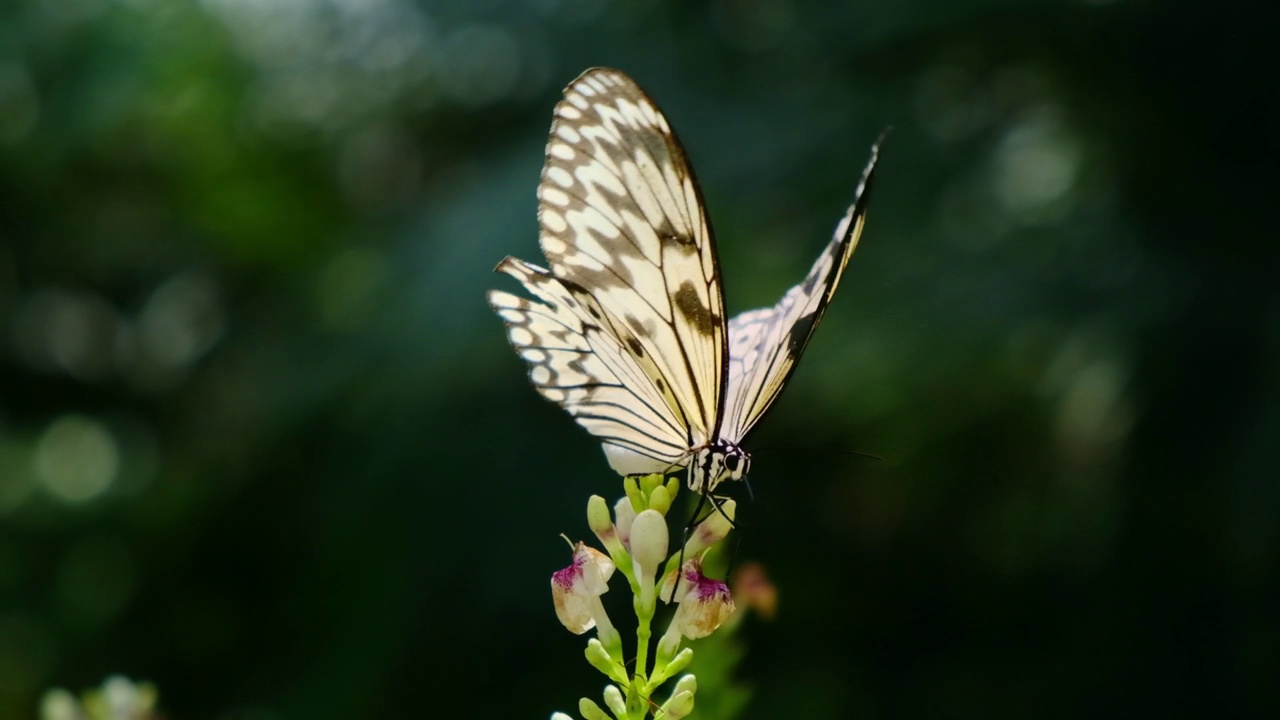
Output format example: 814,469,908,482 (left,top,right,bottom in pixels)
488,67,881,496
